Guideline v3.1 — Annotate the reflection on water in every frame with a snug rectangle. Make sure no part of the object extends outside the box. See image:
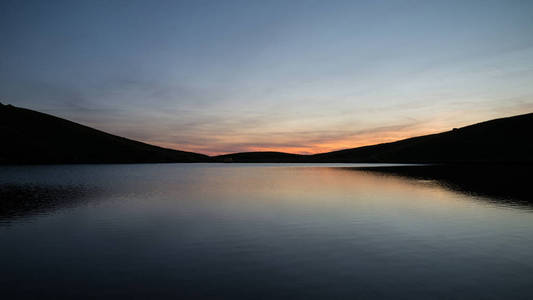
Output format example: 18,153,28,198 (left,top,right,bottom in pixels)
0,184,96,221
353,164,533,207
0,164,532,299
